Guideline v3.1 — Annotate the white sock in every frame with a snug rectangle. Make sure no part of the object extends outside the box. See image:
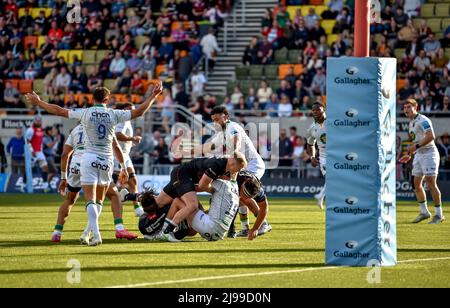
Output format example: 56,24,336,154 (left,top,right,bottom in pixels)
318,184,326,200
86,203,100,237
115,224,125,231
435,206,443,218
239,206,249,230
53,230,62,236
419,201,429,214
